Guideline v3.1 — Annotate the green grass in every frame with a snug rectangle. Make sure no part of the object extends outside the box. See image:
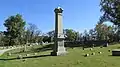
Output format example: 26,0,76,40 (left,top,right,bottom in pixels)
0,44,120,67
